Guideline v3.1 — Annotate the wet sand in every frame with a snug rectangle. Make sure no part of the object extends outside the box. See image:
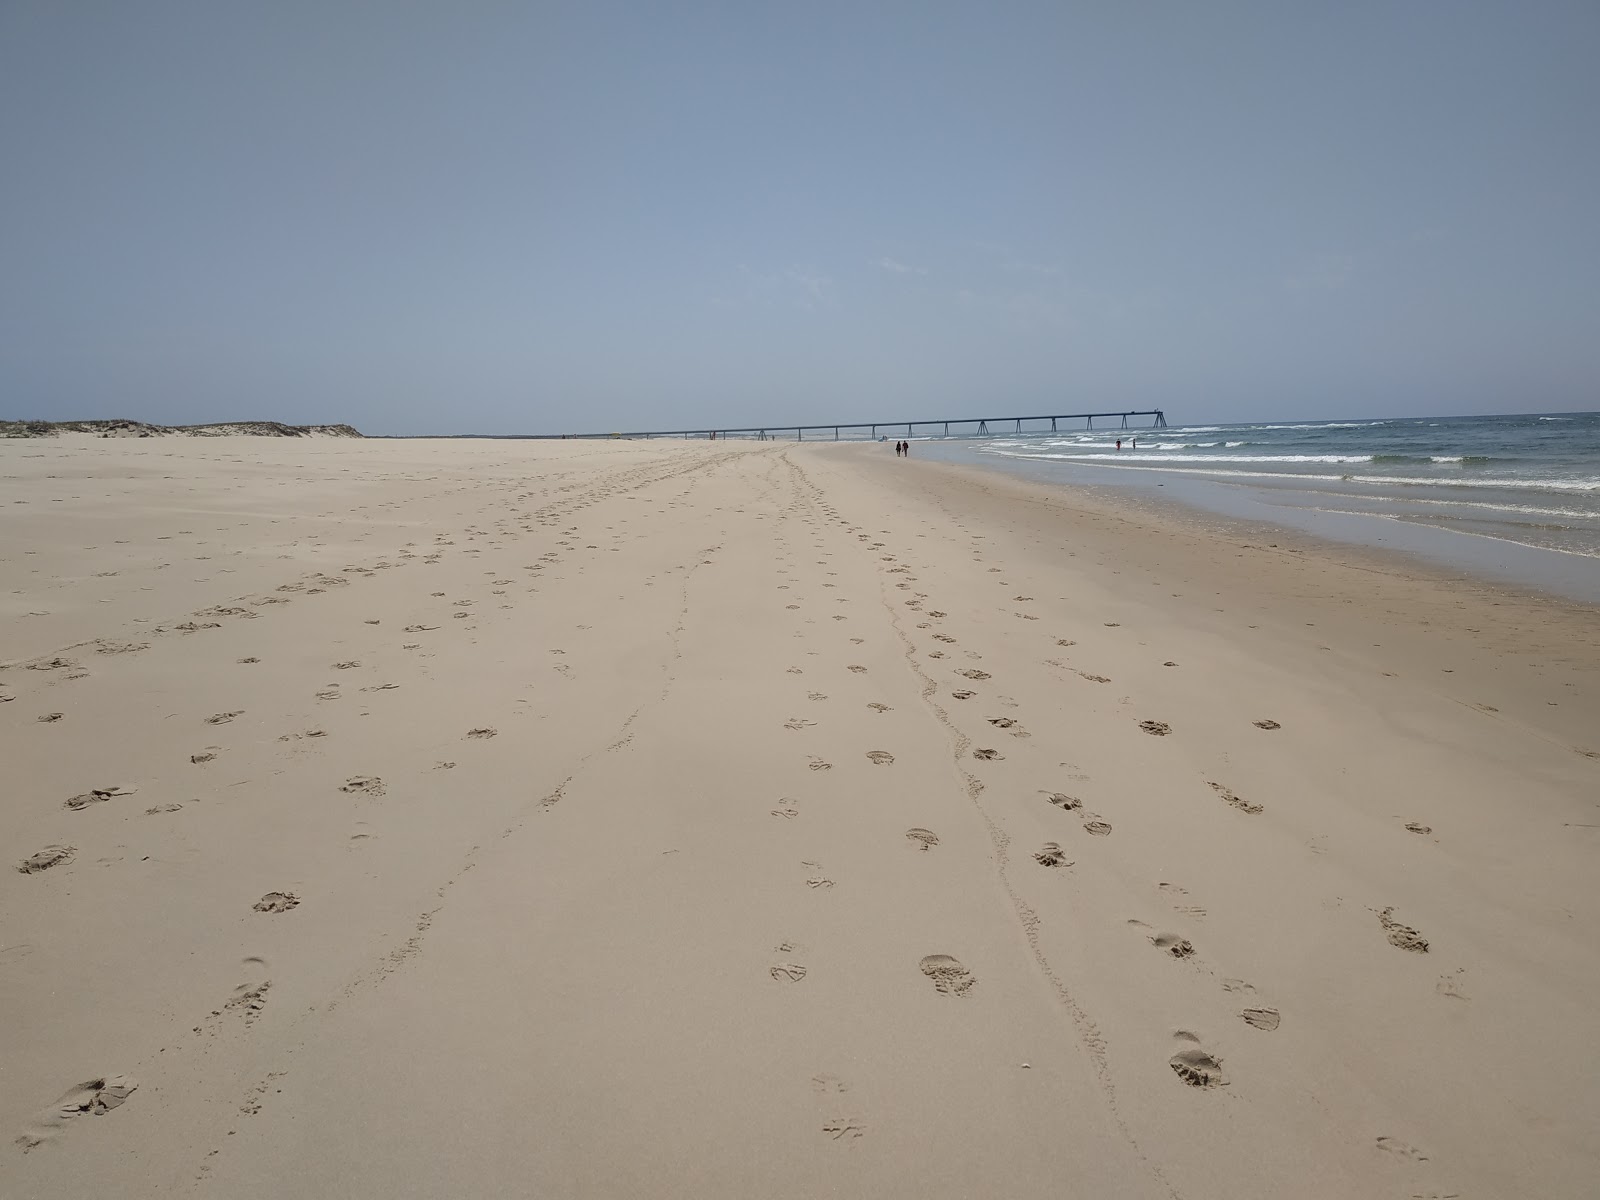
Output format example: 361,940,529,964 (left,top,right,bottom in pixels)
3,435,1597,1199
